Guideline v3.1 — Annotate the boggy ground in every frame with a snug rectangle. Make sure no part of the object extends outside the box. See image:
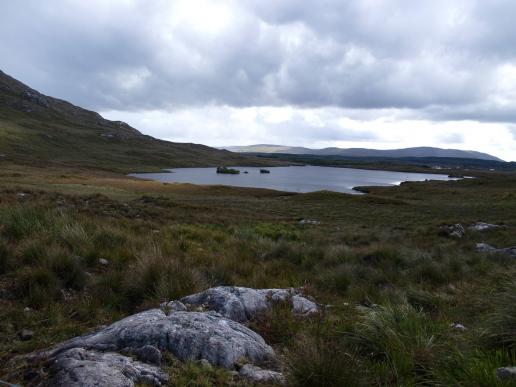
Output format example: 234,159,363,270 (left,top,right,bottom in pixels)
0,163,515,386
